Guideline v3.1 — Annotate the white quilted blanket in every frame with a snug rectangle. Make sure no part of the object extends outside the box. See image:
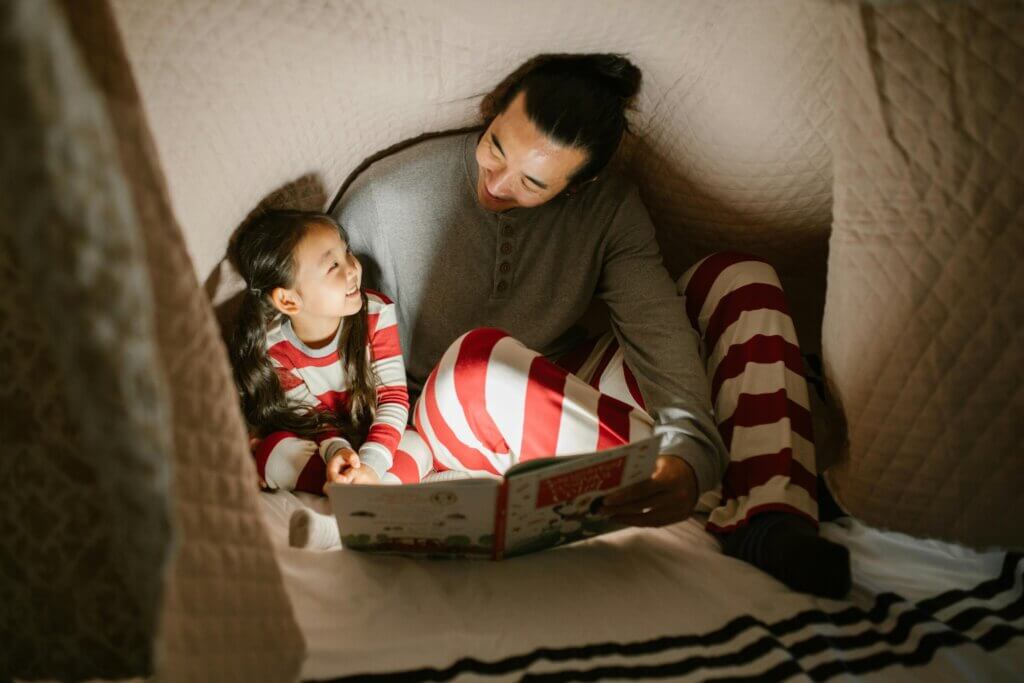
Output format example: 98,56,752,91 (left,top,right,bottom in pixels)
260,493,1023,681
